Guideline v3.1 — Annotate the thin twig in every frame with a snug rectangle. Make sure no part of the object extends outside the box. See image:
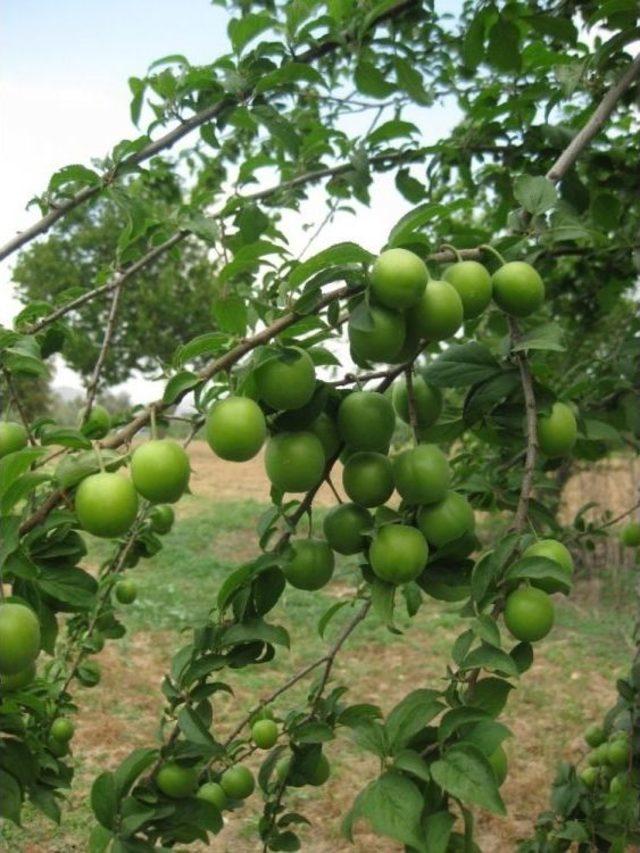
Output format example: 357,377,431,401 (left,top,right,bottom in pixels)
82,283,123,421
509,318,538,532
599,499,640,531
404,366,420,443
325,474,343,504
311,600,371,711
1,365,36,445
